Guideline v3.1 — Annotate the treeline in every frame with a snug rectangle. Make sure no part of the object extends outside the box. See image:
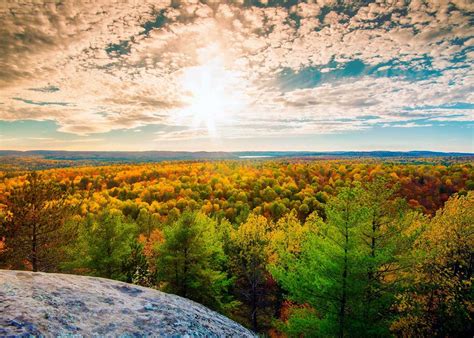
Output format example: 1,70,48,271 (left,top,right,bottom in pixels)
0,169,472,336
1,160,473,222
